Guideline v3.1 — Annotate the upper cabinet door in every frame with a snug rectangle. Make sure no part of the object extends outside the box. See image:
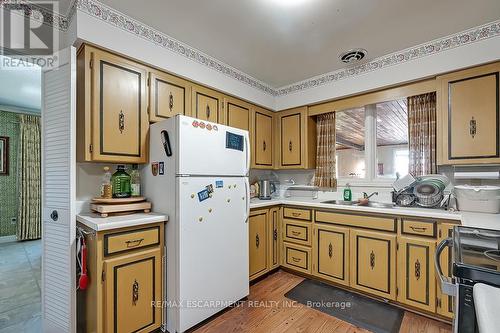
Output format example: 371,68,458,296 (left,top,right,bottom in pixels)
438,62,500,165
253,107,274,168
281,112,302,166
224,97,250,131
277,106,316,169
149,69,191,122
192,85,223,123
78,45,149,163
